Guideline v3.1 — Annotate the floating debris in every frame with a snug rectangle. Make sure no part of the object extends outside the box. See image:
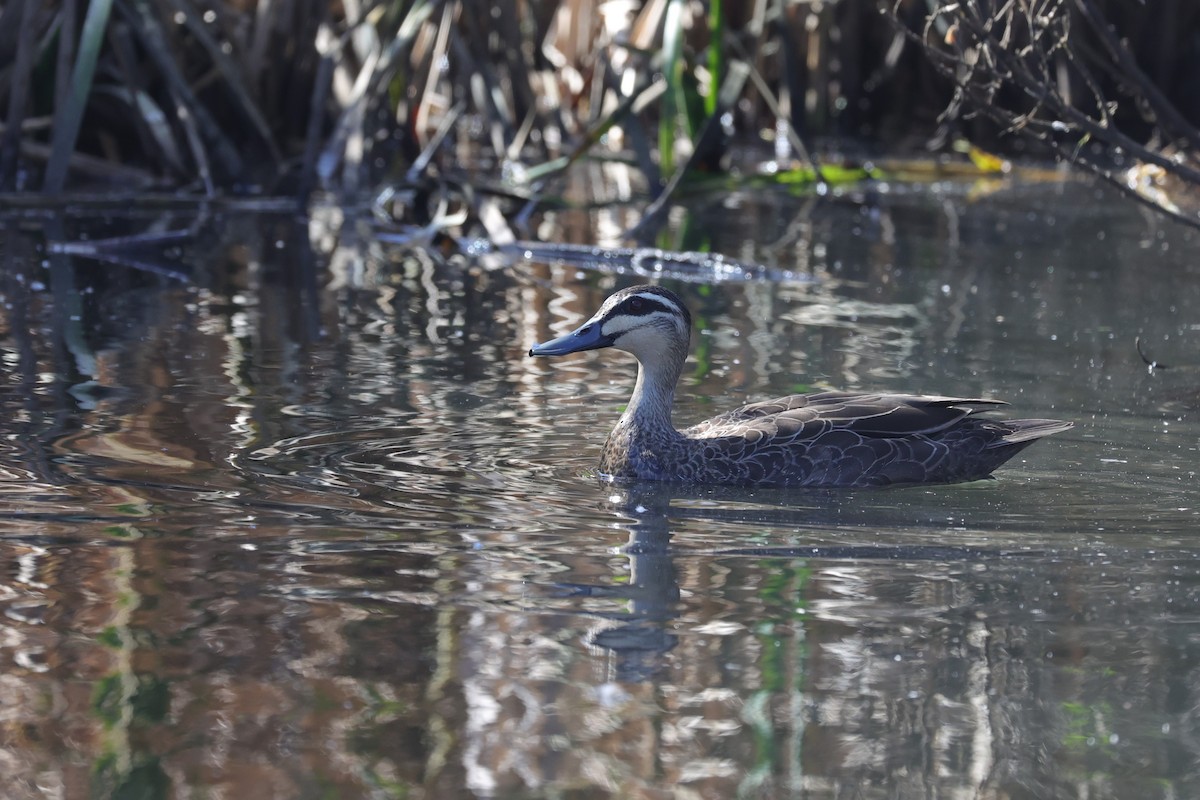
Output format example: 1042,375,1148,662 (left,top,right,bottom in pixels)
496,240,814,284
1136,337,1171,370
